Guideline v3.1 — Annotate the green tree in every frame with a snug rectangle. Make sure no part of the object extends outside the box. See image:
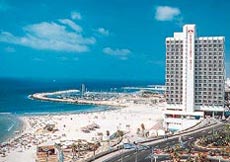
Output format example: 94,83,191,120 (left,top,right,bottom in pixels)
169,145,181,162
196,153,209,162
